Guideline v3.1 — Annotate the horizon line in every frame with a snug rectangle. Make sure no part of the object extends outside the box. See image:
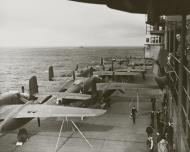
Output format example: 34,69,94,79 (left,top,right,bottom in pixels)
0,45,144,49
